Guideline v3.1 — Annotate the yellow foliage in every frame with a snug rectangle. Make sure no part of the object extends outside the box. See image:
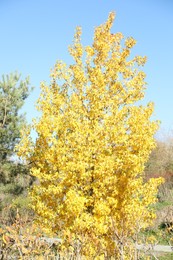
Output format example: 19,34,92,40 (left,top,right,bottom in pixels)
17,12,163,259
